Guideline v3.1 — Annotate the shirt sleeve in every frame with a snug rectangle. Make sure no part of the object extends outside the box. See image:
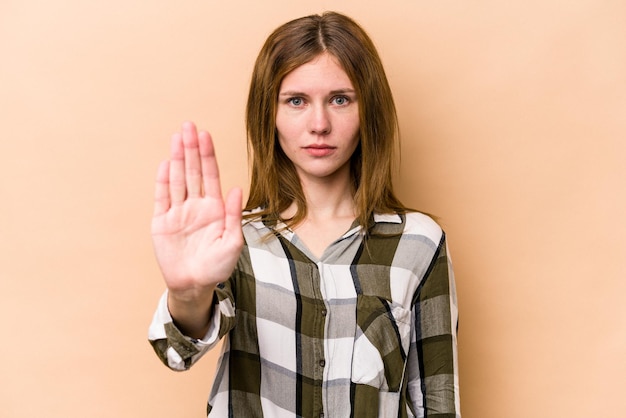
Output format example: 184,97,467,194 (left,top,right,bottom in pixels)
147,279,237,371
406,235,461,417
